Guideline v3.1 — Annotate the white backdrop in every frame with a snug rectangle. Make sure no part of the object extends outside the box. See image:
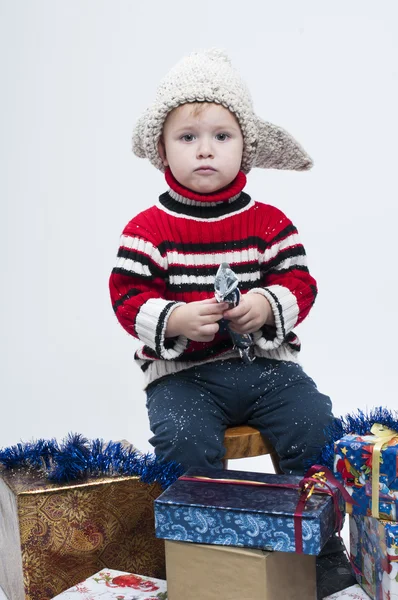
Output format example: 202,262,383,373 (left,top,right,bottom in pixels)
1,3,397,595
1,0,397,482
